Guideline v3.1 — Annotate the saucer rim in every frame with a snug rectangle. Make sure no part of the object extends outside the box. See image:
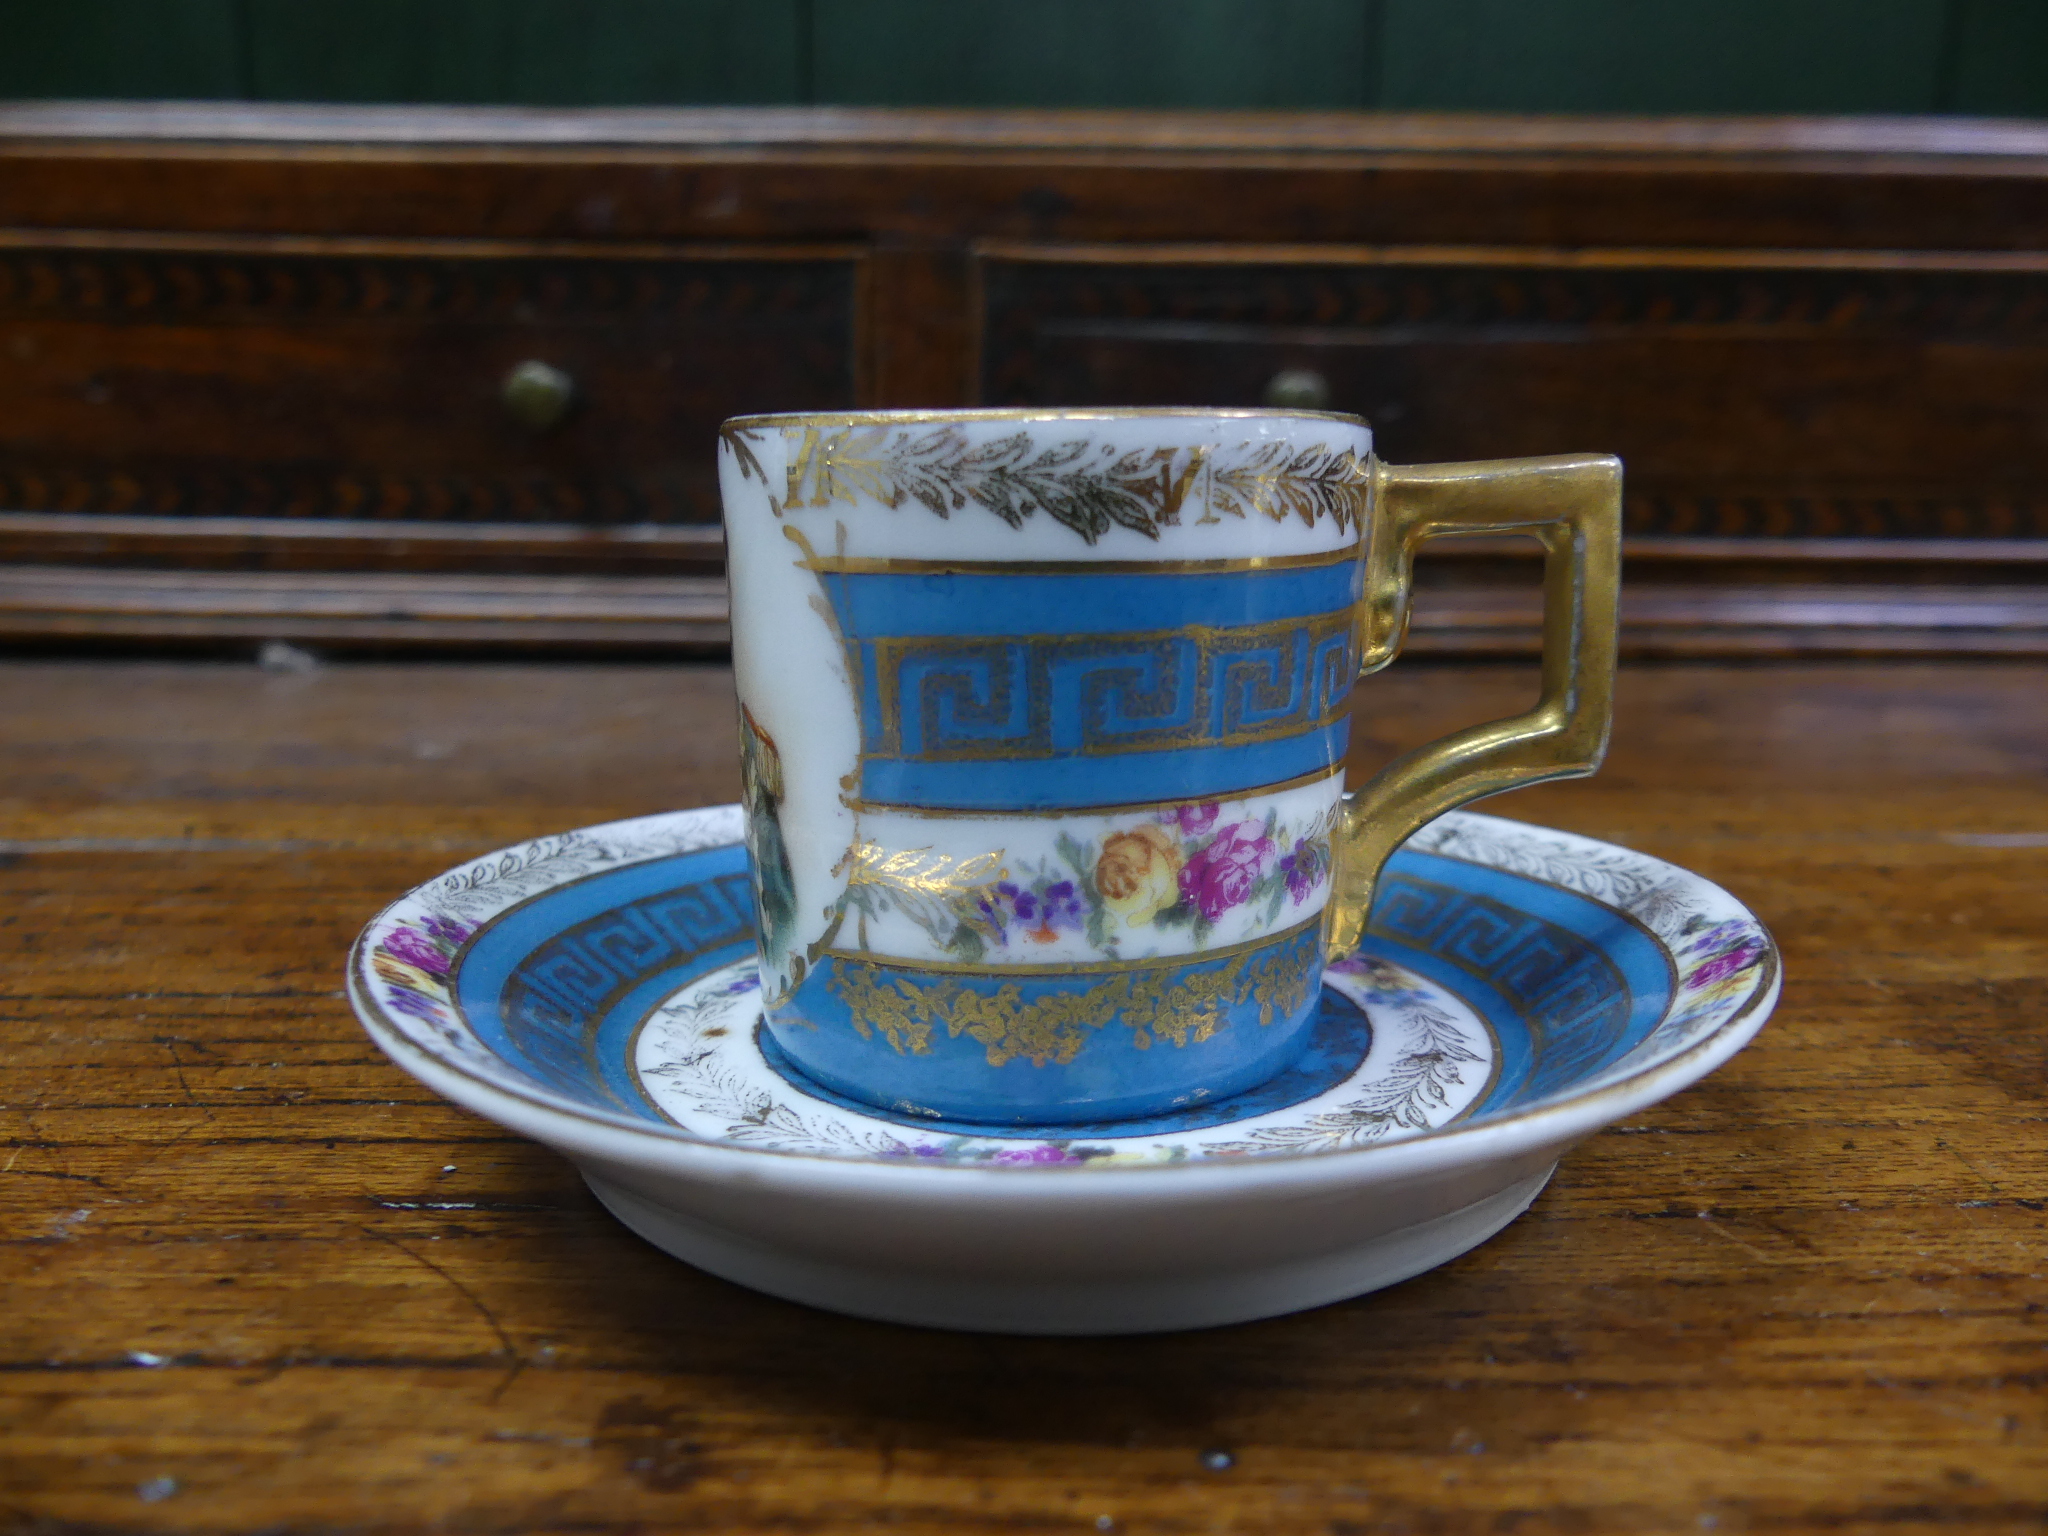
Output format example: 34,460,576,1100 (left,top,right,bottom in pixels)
346,805,1781,1191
